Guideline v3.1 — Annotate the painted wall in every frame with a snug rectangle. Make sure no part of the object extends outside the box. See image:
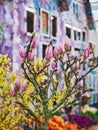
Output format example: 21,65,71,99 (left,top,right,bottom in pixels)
11,0,64,71
0,0,89,70
12,0,89,70
0,1,13,61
